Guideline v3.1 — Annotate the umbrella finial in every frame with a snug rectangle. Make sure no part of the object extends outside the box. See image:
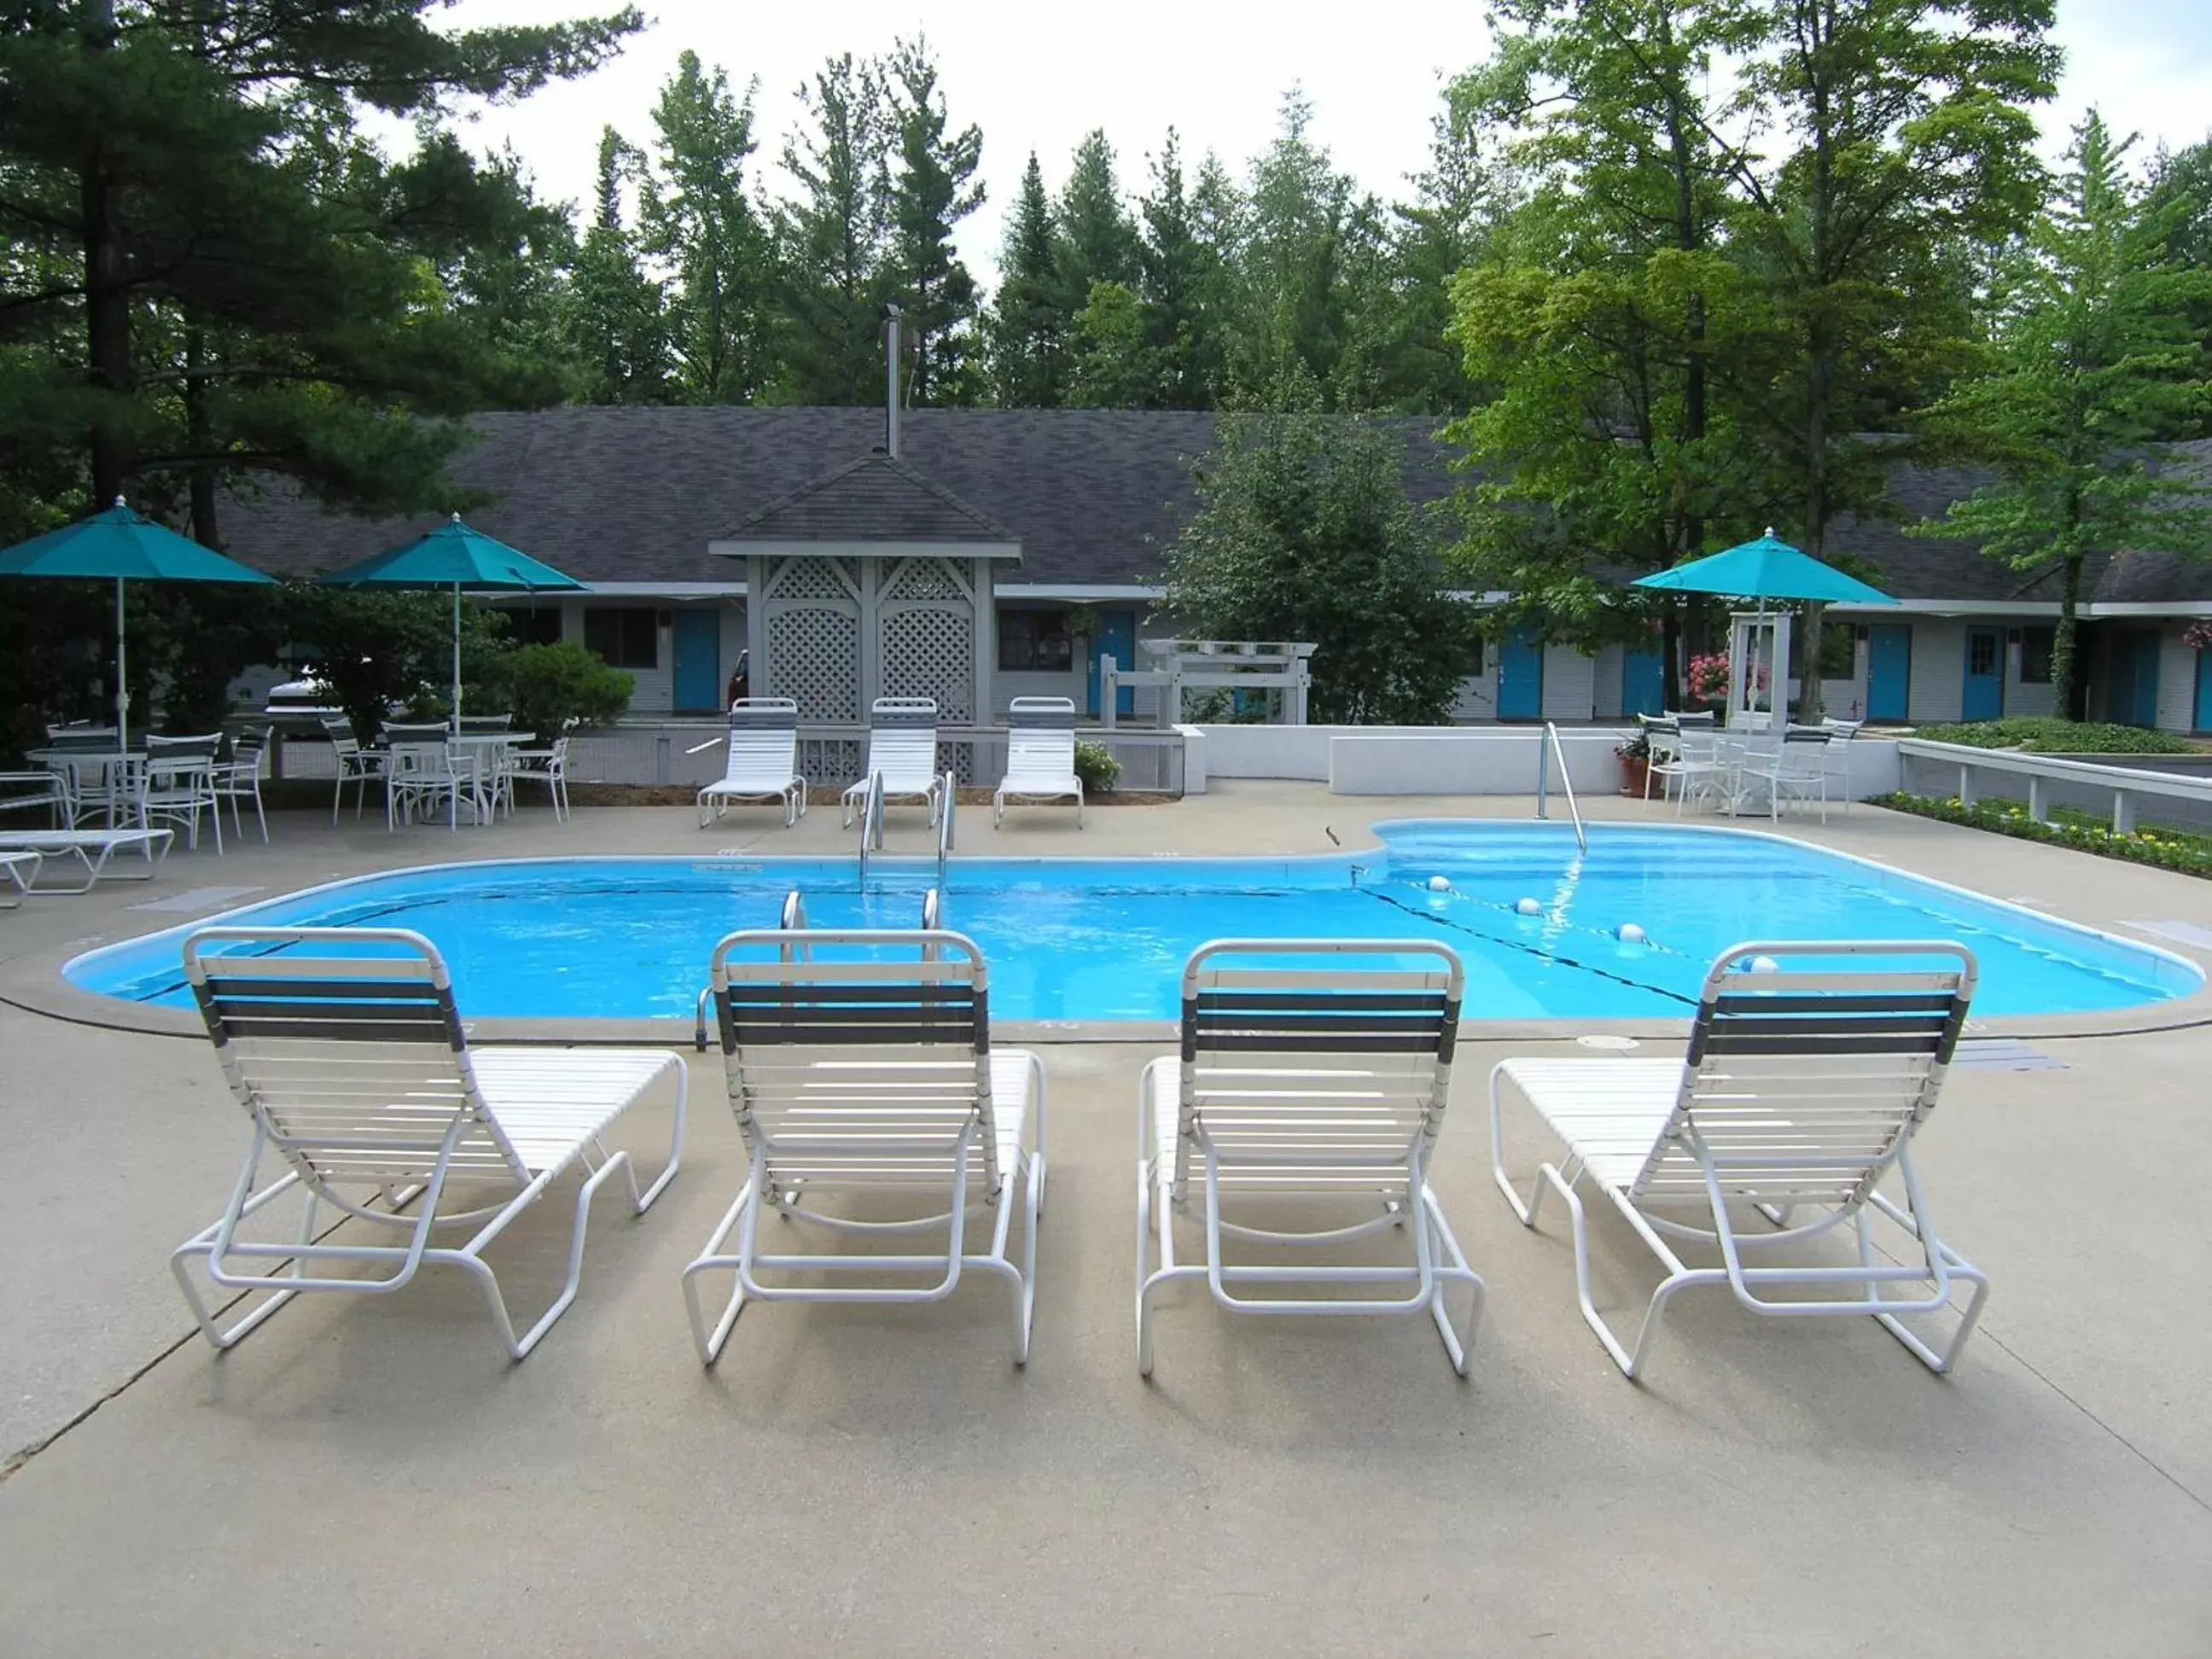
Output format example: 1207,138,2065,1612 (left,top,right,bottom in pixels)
1764,526,1774,538
114,496,126,510
451,512,463,523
